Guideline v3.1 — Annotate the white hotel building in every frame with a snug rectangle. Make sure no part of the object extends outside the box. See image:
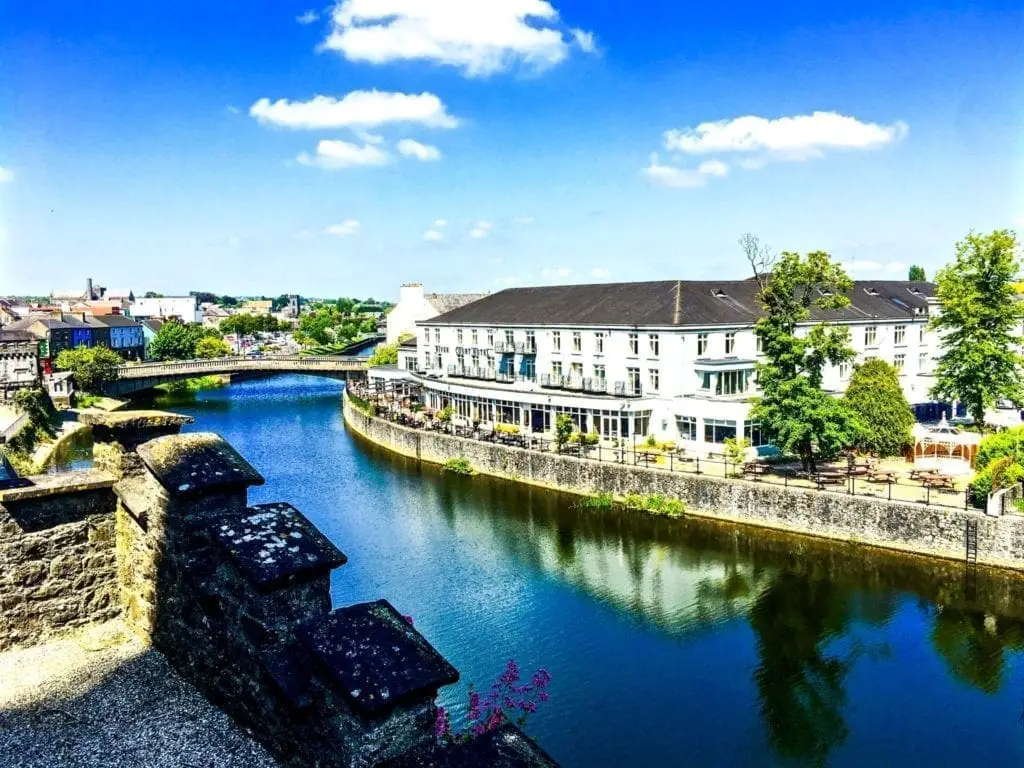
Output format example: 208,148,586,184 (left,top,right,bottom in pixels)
395,279,942,454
